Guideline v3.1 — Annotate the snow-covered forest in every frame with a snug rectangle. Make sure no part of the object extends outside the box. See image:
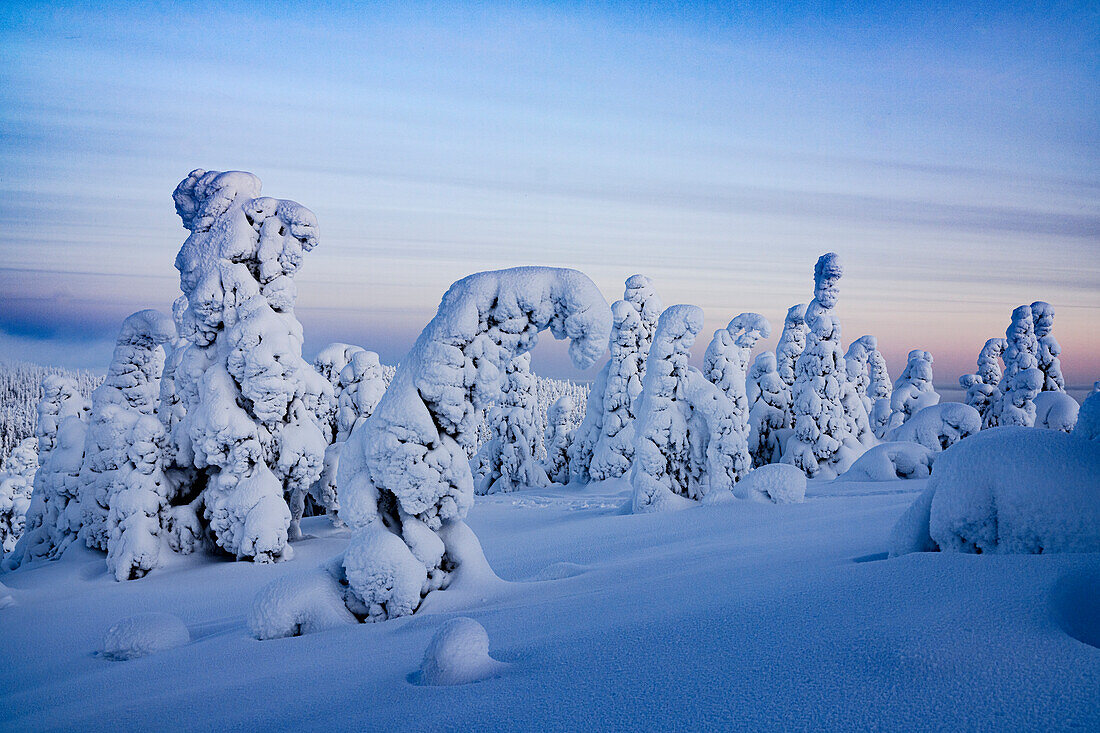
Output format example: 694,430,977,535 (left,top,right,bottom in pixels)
2,170,1097,730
